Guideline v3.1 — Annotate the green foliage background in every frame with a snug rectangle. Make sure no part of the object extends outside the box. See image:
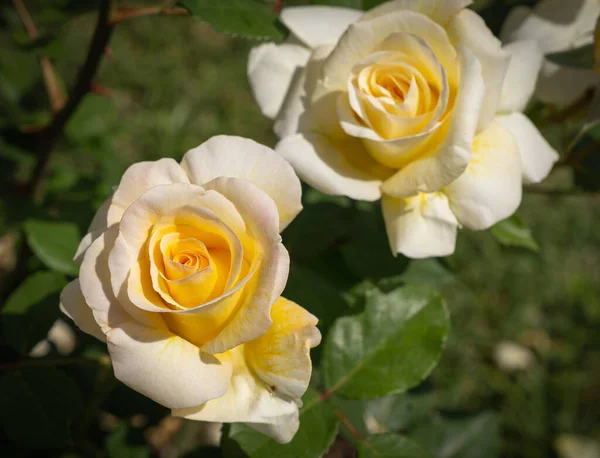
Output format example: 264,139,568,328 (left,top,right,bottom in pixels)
0,0,599,457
